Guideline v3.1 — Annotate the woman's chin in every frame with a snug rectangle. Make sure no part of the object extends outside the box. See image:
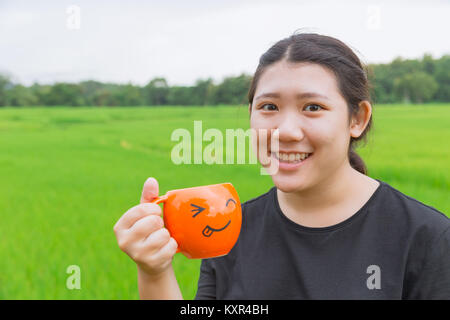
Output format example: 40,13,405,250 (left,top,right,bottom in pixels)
271,176,307,193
